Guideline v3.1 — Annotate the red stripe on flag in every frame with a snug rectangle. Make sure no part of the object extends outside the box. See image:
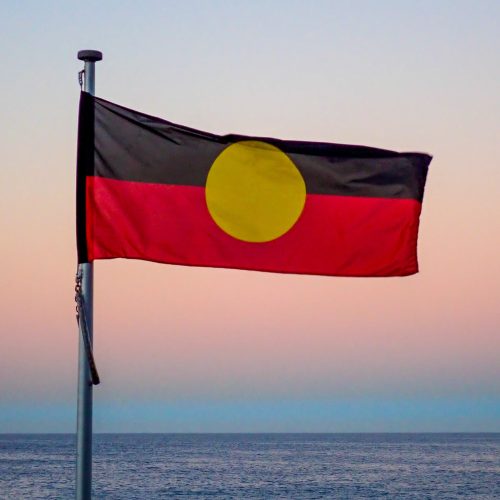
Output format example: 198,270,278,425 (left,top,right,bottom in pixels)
86,177,422,276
